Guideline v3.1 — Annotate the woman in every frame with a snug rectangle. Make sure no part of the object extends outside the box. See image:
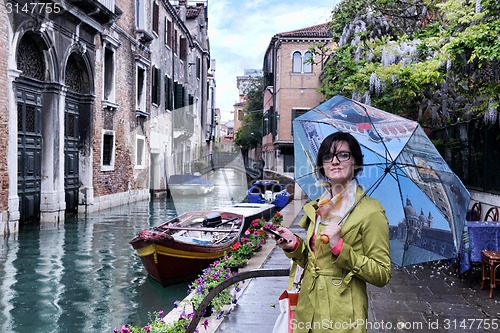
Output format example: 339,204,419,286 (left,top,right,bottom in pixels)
277,132,391,333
